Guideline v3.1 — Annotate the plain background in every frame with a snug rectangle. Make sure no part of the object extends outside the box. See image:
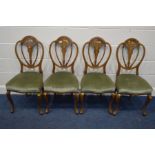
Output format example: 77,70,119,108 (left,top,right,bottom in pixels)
0,0,155,155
